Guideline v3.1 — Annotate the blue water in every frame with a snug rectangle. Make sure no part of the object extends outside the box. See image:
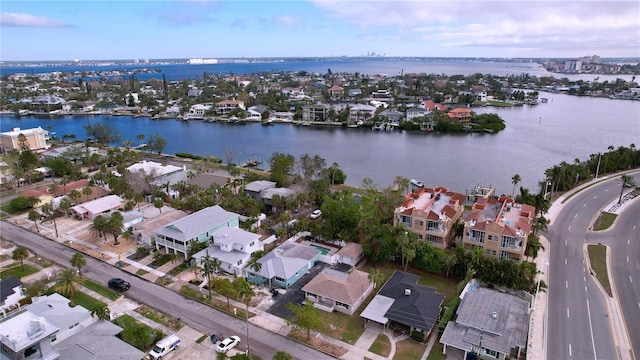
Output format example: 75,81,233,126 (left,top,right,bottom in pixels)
1,58,630,82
